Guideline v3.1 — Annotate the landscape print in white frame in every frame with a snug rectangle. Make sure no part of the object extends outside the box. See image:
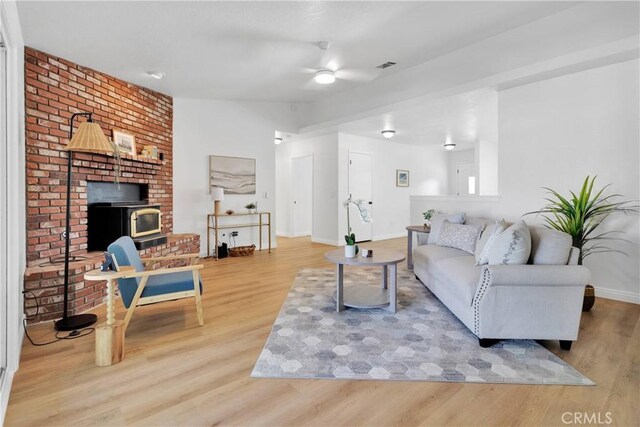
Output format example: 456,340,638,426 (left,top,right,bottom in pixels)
209,155,256,194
